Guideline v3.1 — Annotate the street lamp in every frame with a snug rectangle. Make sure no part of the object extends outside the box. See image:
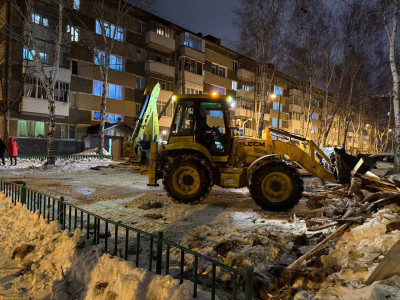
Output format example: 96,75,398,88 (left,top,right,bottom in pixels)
242,119,252,136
